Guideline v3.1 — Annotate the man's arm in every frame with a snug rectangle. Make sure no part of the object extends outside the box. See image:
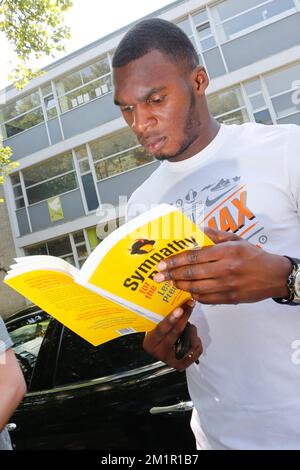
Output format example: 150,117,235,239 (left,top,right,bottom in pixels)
0,348,26,431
